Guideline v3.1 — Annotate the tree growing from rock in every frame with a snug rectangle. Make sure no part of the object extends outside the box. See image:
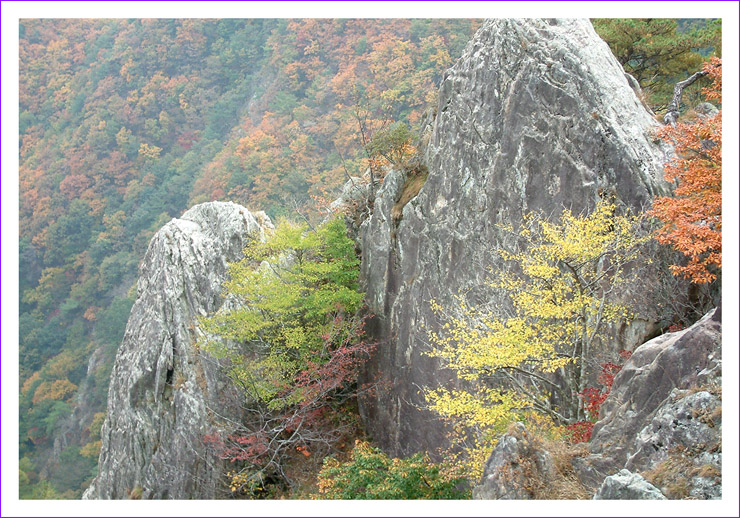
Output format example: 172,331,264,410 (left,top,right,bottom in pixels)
650,58,721,284
200,218,372,495
367,121,416,169
425,201,647,475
